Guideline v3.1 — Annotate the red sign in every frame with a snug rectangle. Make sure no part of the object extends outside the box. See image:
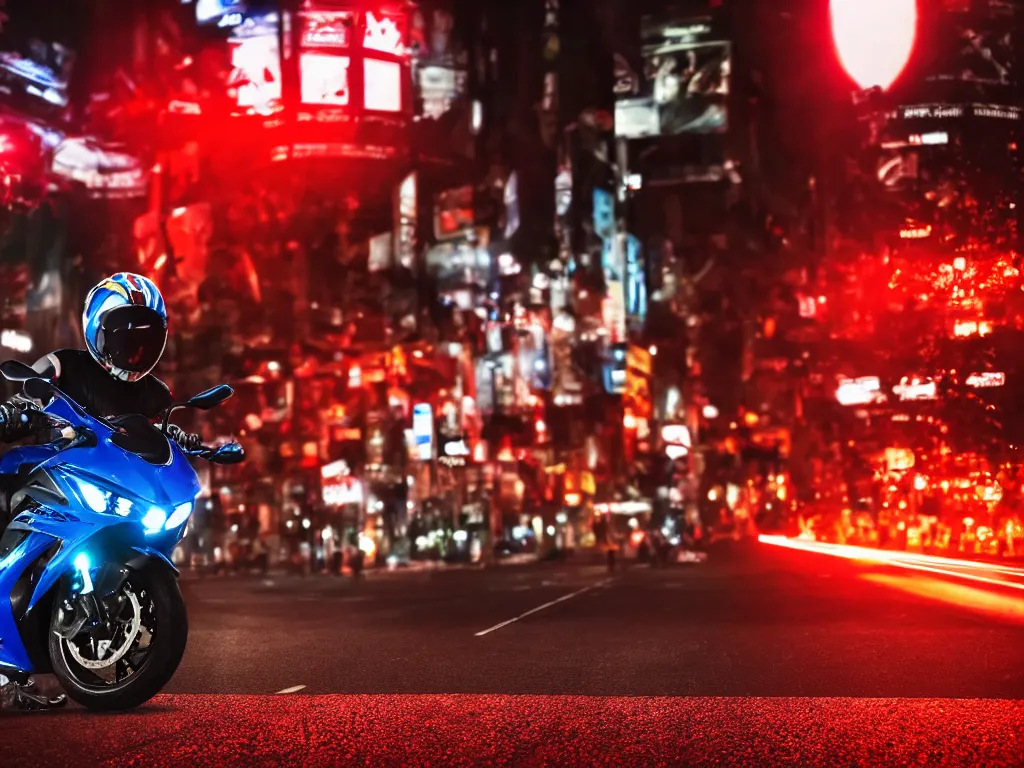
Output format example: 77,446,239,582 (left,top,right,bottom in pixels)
434,186,475,240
